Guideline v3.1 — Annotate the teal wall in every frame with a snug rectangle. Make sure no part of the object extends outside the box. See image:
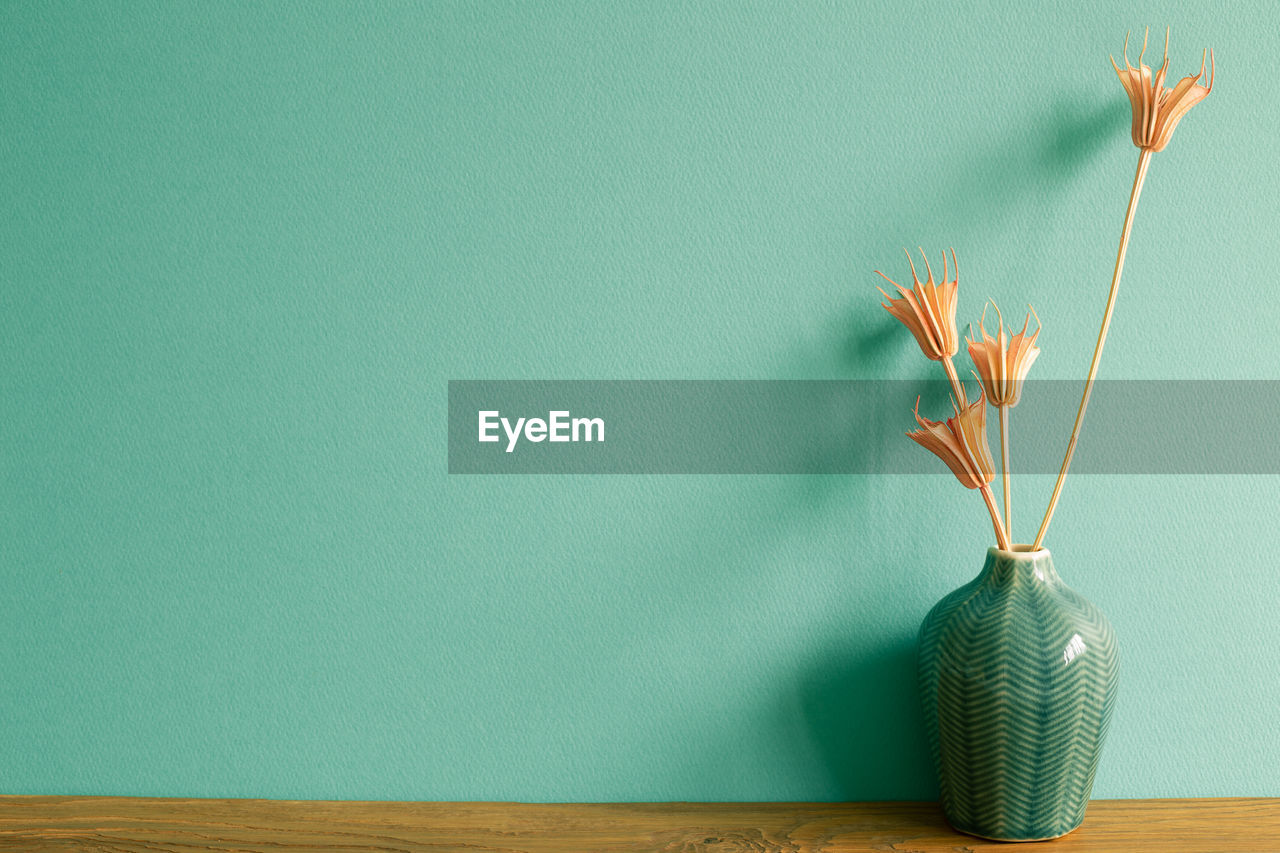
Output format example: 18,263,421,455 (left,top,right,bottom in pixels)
3,1,1276,800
